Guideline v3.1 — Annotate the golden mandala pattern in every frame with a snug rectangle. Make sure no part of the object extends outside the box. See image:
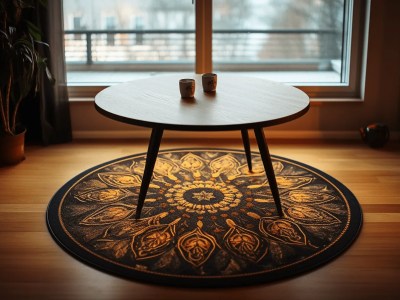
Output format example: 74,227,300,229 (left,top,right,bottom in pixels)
58,149,354,278
166,180,242,214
